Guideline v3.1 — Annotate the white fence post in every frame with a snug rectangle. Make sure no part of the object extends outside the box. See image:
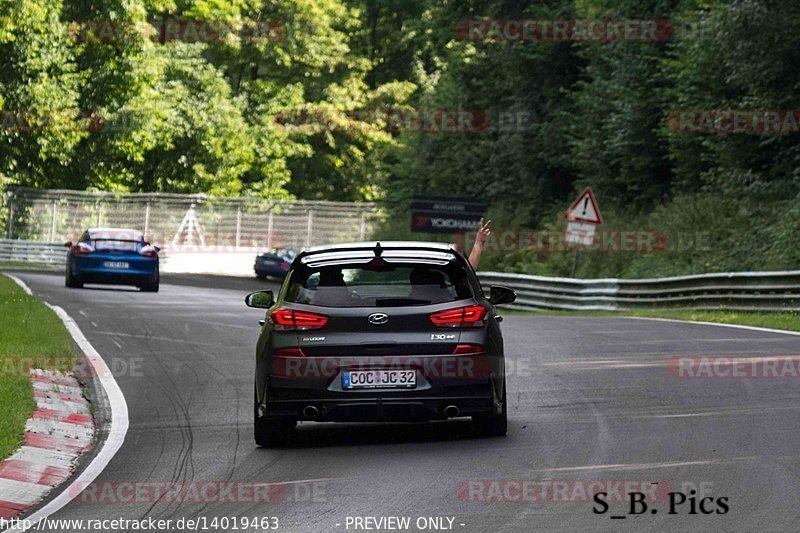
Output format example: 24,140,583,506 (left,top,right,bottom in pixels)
144,202,151,238
6,194,13,239
235,205,242,249
266,210,274,250
49,200,58,242
359,212,367,241
305,210,314,248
